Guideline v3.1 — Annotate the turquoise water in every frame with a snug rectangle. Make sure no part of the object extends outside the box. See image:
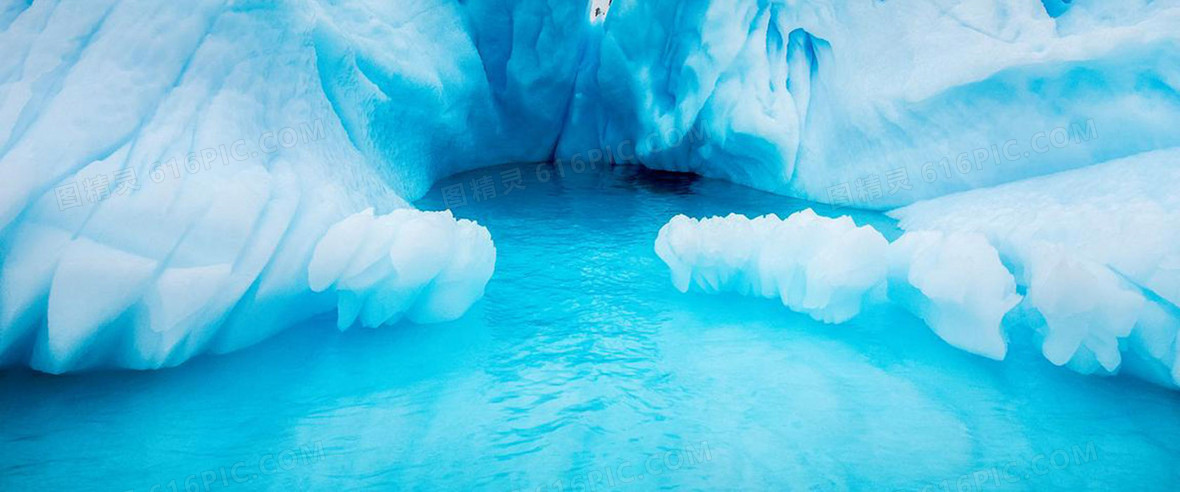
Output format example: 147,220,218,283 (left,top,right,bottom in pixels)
2,163,1178,491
